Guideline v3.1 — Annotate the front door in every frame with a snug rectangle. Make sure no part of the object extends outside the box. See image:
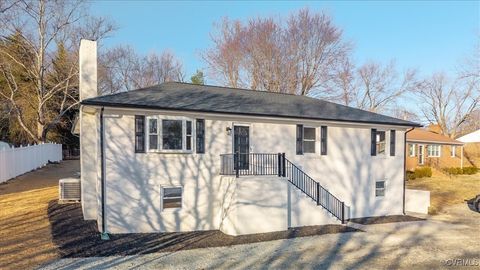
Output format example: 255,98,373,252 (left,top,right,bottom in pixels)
233,126,249,170
418,145,424,165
